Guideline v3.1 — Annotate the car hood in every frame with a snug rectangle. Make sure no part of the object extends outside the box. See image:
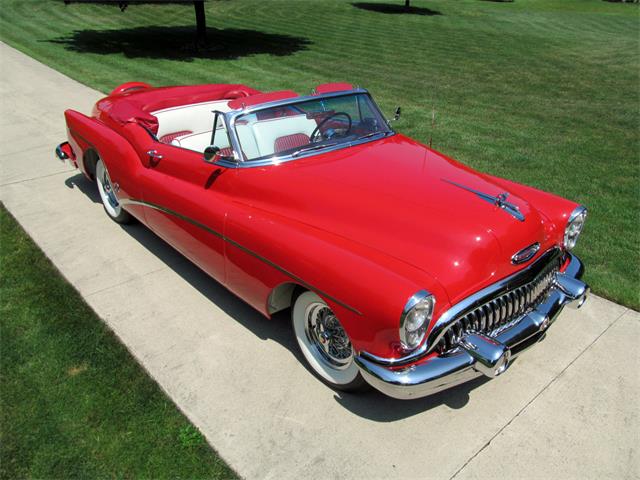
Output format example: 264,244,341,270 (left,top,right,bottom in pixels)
236,135,554,305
